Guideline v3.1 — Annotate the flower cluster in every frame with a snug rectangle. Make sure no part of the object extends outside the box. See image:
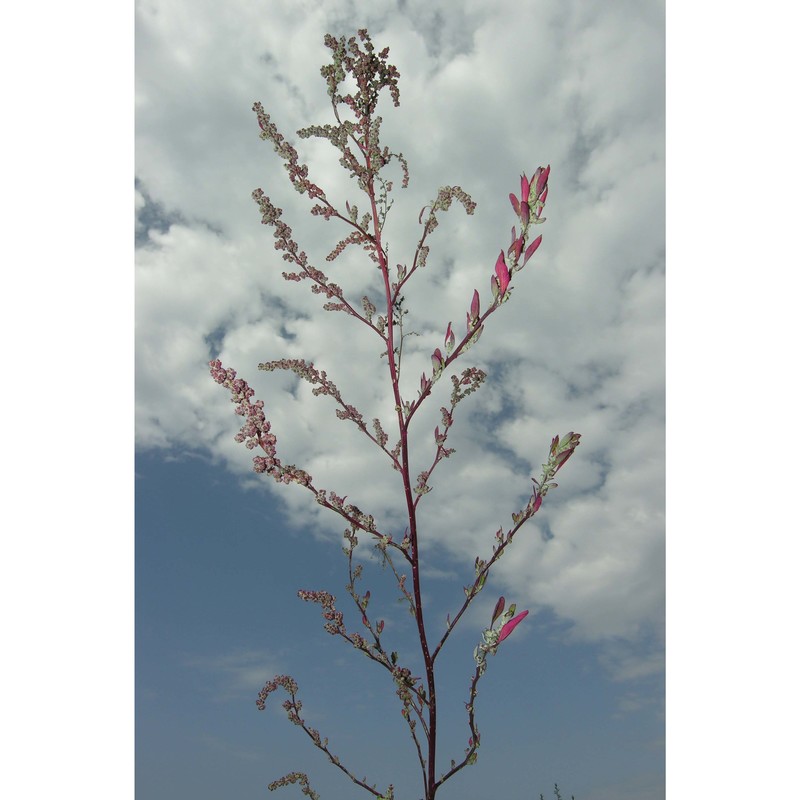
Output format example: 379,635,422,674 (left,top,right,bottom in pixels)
209,359,314,486
267,773,320,800
209,359,278,455
297,589,345,636
256,674,299,712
